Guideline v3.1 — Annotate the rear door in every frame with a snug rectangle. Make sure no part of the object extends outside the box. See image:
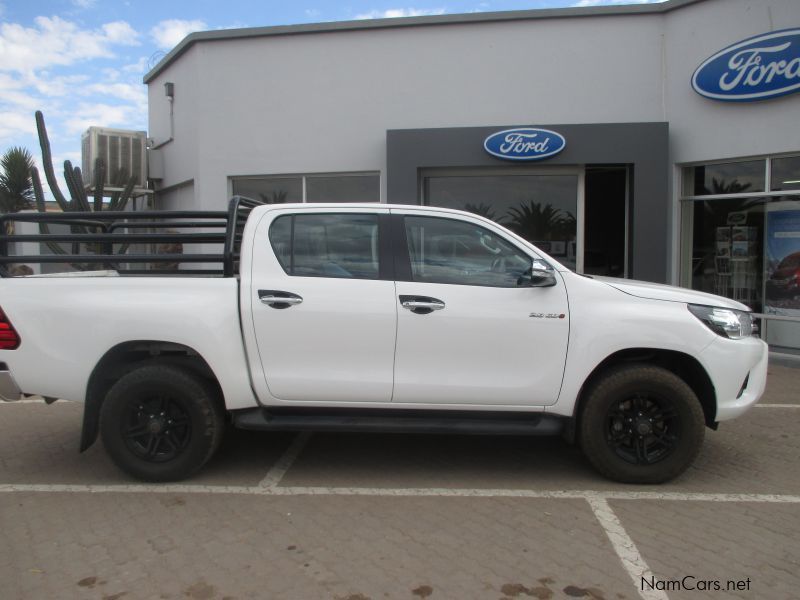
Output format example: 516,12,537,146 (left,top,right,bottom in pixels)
248,207,396,403
391,209,570,406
